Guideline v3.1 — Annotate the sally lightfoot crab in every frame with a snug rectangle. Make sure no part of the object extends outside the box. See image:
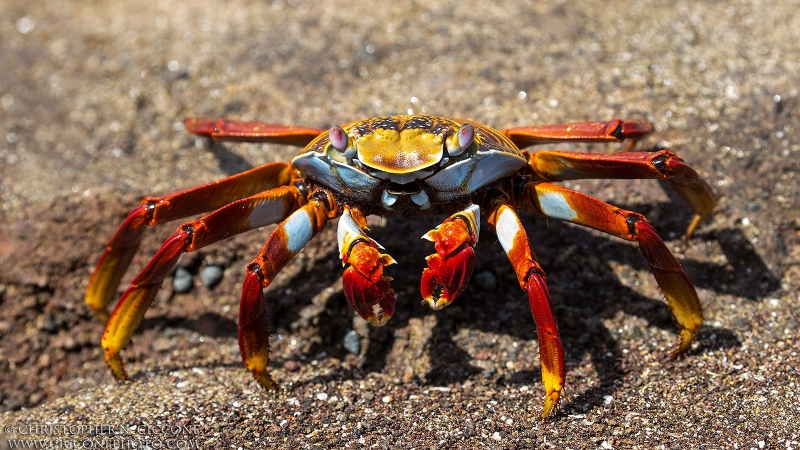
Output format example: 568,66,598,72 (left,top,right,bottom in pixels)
86,115,716,418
